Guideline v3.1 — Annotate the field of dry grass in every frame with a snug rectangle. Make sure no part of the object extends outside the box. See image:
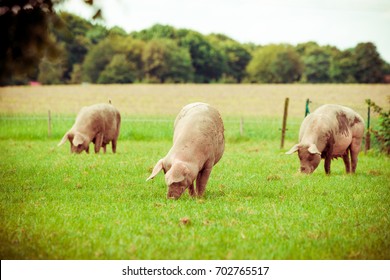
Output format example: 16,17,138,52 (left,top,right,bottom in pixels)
0,84,389,118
